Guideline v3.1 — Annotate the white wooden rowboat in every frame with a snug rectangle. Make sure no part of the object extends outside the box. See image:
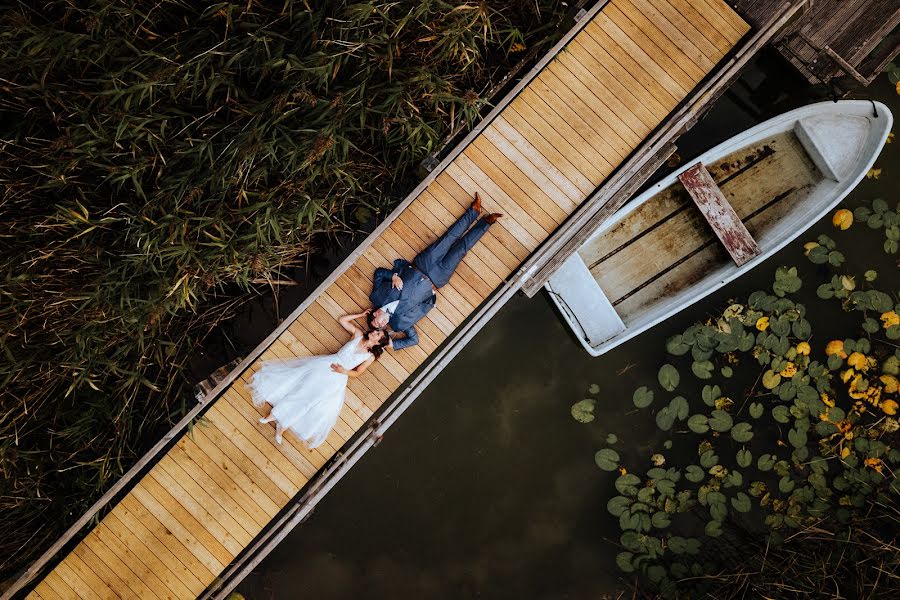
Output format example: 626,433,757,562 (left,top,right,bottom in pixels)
546,100,893,356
